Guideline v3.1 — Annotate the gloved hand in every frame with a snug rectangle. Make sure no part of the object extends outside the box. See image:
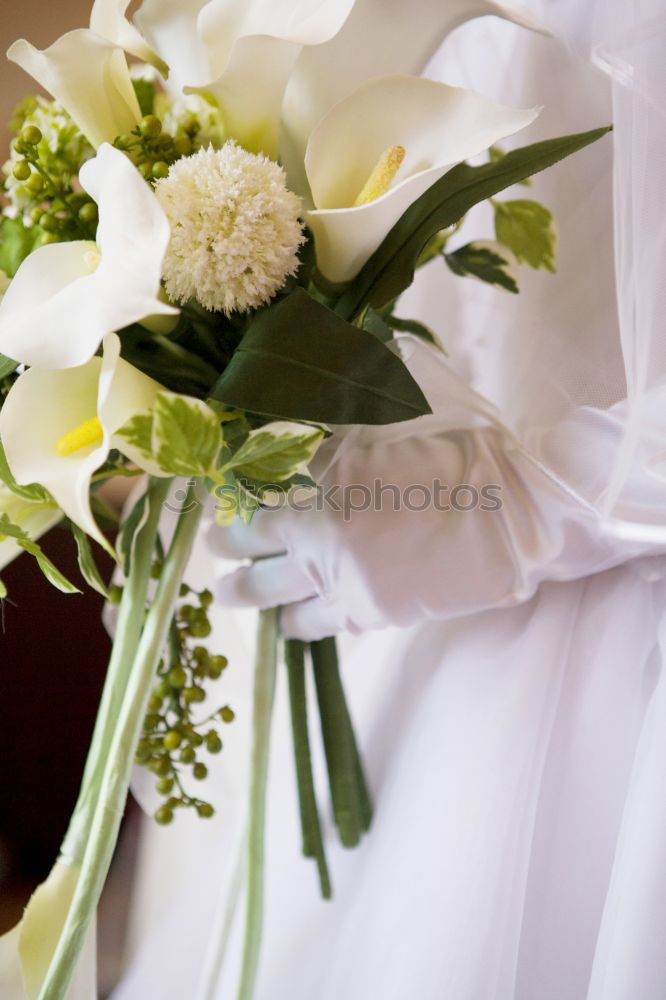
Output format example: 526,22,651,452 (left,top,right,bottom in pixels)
207,338,664,640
